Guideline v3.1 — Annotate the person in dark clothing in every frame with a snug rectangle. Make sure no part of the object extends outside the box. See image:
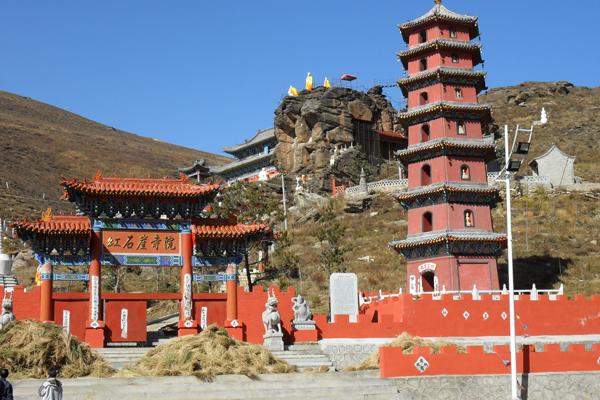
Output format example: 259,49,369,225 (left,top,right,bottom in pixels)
0,368,14,400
